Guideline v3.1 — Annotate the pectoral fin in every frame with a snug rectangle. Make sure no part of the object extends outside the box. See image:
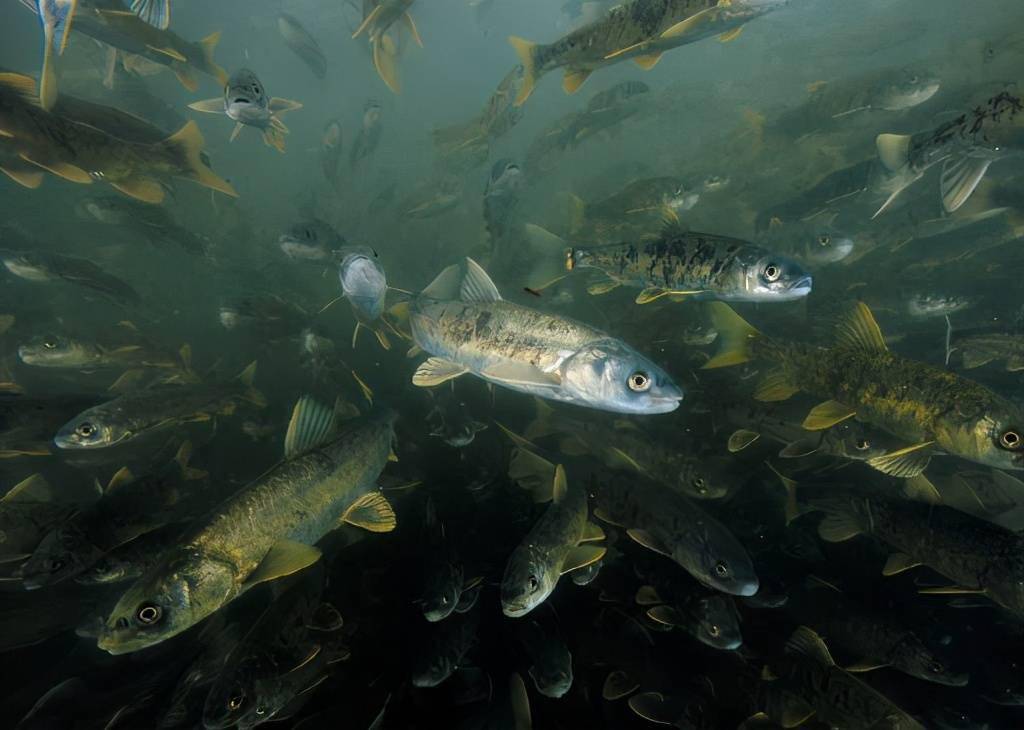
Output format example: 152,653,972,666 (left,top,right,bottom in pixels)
718,26,744,42
754,368,800,402
244,540,322,588
110,176,165,204
779,437,822,458
633,52,663,70
882,552,922,576
802,400,857,430
580,521,605,543
646,605,682,627
941,154,992,213
627,528,671,557
481,361,561,389
560,543,606,575
865,442,933,478
636,287,704,304
341,491,397,532
146,45,187,62
727,429,760,453
587,278,620,295
412,357,468,387
0,164,45,189
187,98,225,114
269,97,303,114
562,68,592,95
846,659,889,673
